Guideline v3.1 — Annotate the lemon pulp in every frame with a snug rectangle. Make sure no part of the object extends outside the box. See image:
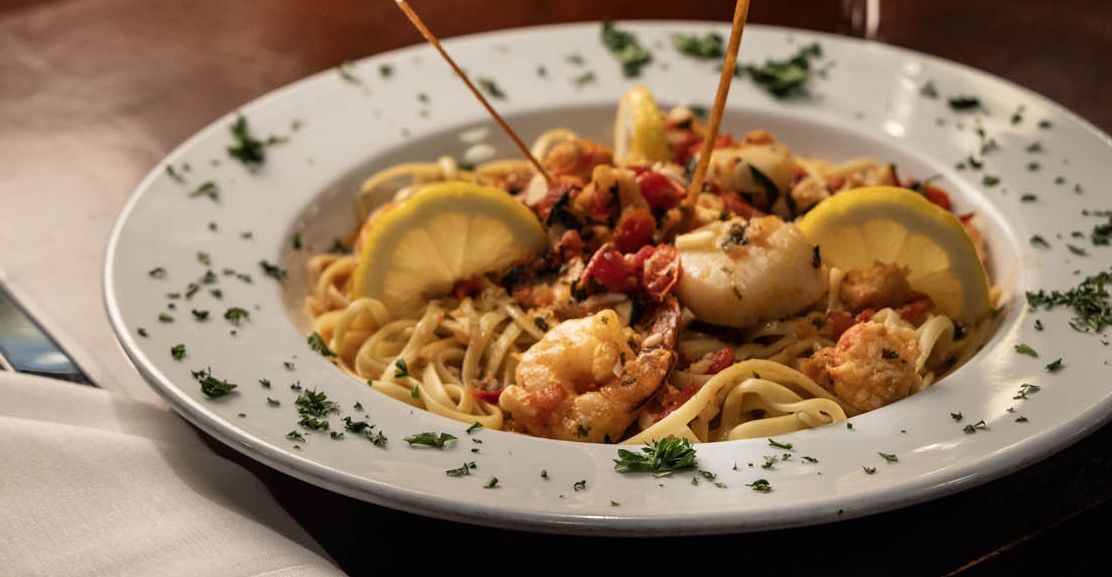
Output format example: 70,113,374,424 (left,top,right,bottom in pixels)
796,186,991,324
613,86,671,164
352,182,548,318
